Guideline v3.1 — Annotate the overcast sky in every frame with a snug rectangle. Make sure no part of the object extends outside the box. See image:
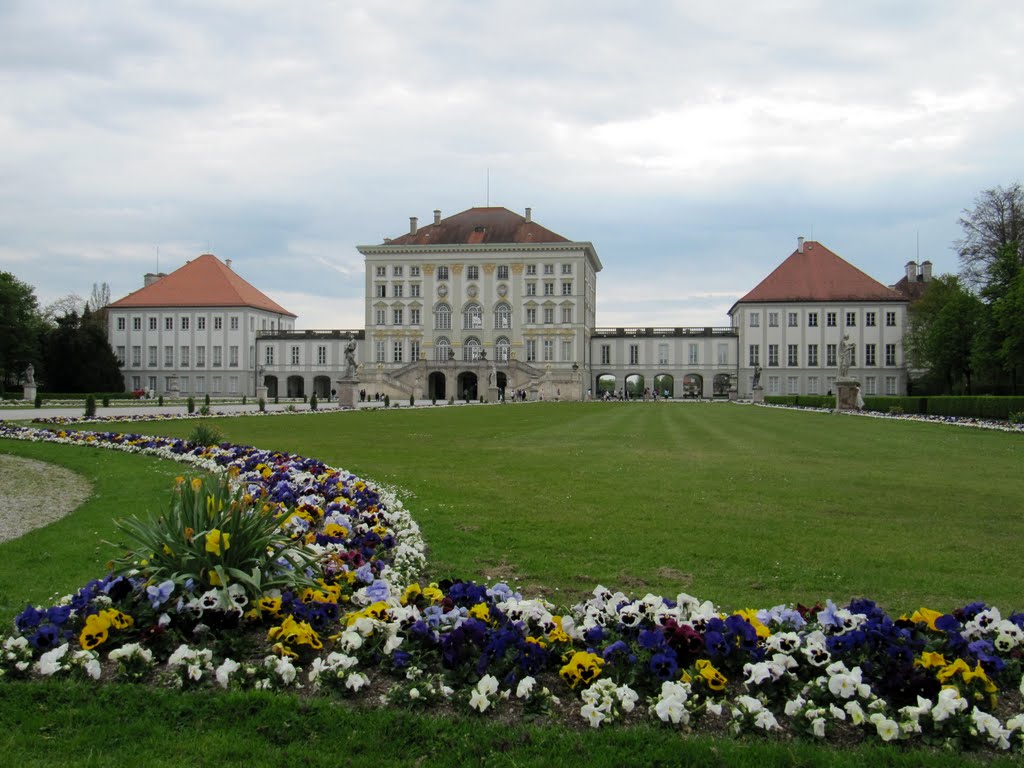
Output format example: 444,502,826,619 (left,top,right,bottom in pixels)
2,1,1022,329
